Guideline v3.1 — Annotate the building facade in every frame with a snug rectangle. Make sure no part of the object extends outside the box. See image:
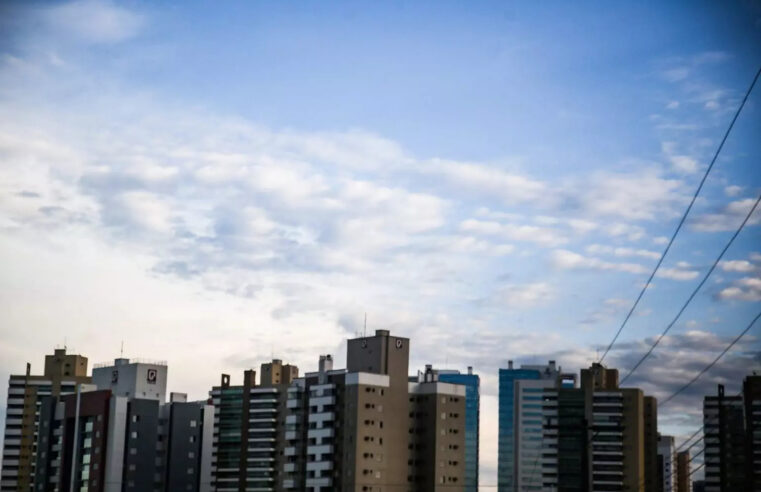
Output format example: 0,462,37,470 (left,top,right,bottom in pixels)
580,363,658,492
657,434,675,492
436,368,480,492
209,359,298,492
1,352,213,492
675,450,690,492
281,329,466,492
702,375,761,491
1,348,91,492
497,360,576,491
